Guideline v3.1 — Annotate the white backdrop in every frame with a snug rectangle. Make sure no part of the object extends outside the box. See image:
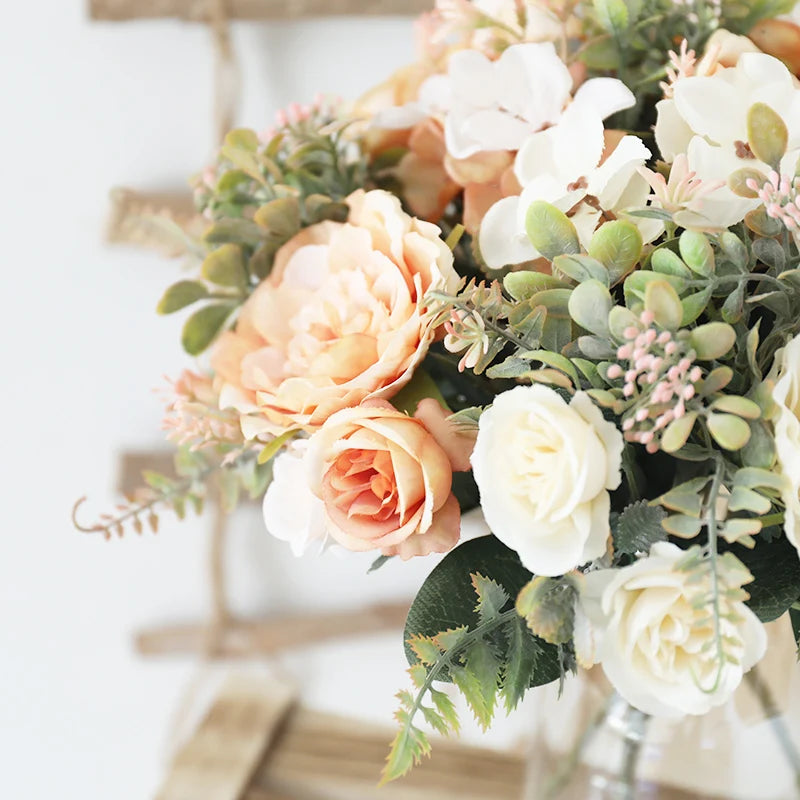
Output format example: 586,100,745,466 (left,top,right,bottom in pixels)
0,5,439,798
